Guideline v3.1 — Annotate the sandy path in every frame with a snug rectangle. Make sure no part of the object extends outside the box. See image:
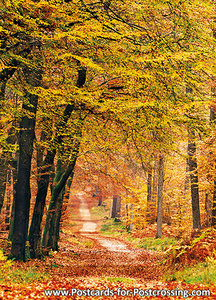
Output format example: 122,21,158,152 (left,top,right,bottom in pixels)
78,192,131,252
